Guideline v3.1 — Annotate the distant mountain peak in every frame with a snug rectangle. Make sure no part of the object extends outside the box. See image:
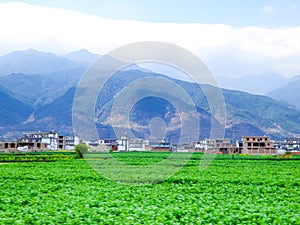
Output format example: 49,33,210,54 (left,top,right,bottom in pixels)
6,48,54,56
0,49,83,76
68,49,96,54
66,49,100,66
20,48,38,53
